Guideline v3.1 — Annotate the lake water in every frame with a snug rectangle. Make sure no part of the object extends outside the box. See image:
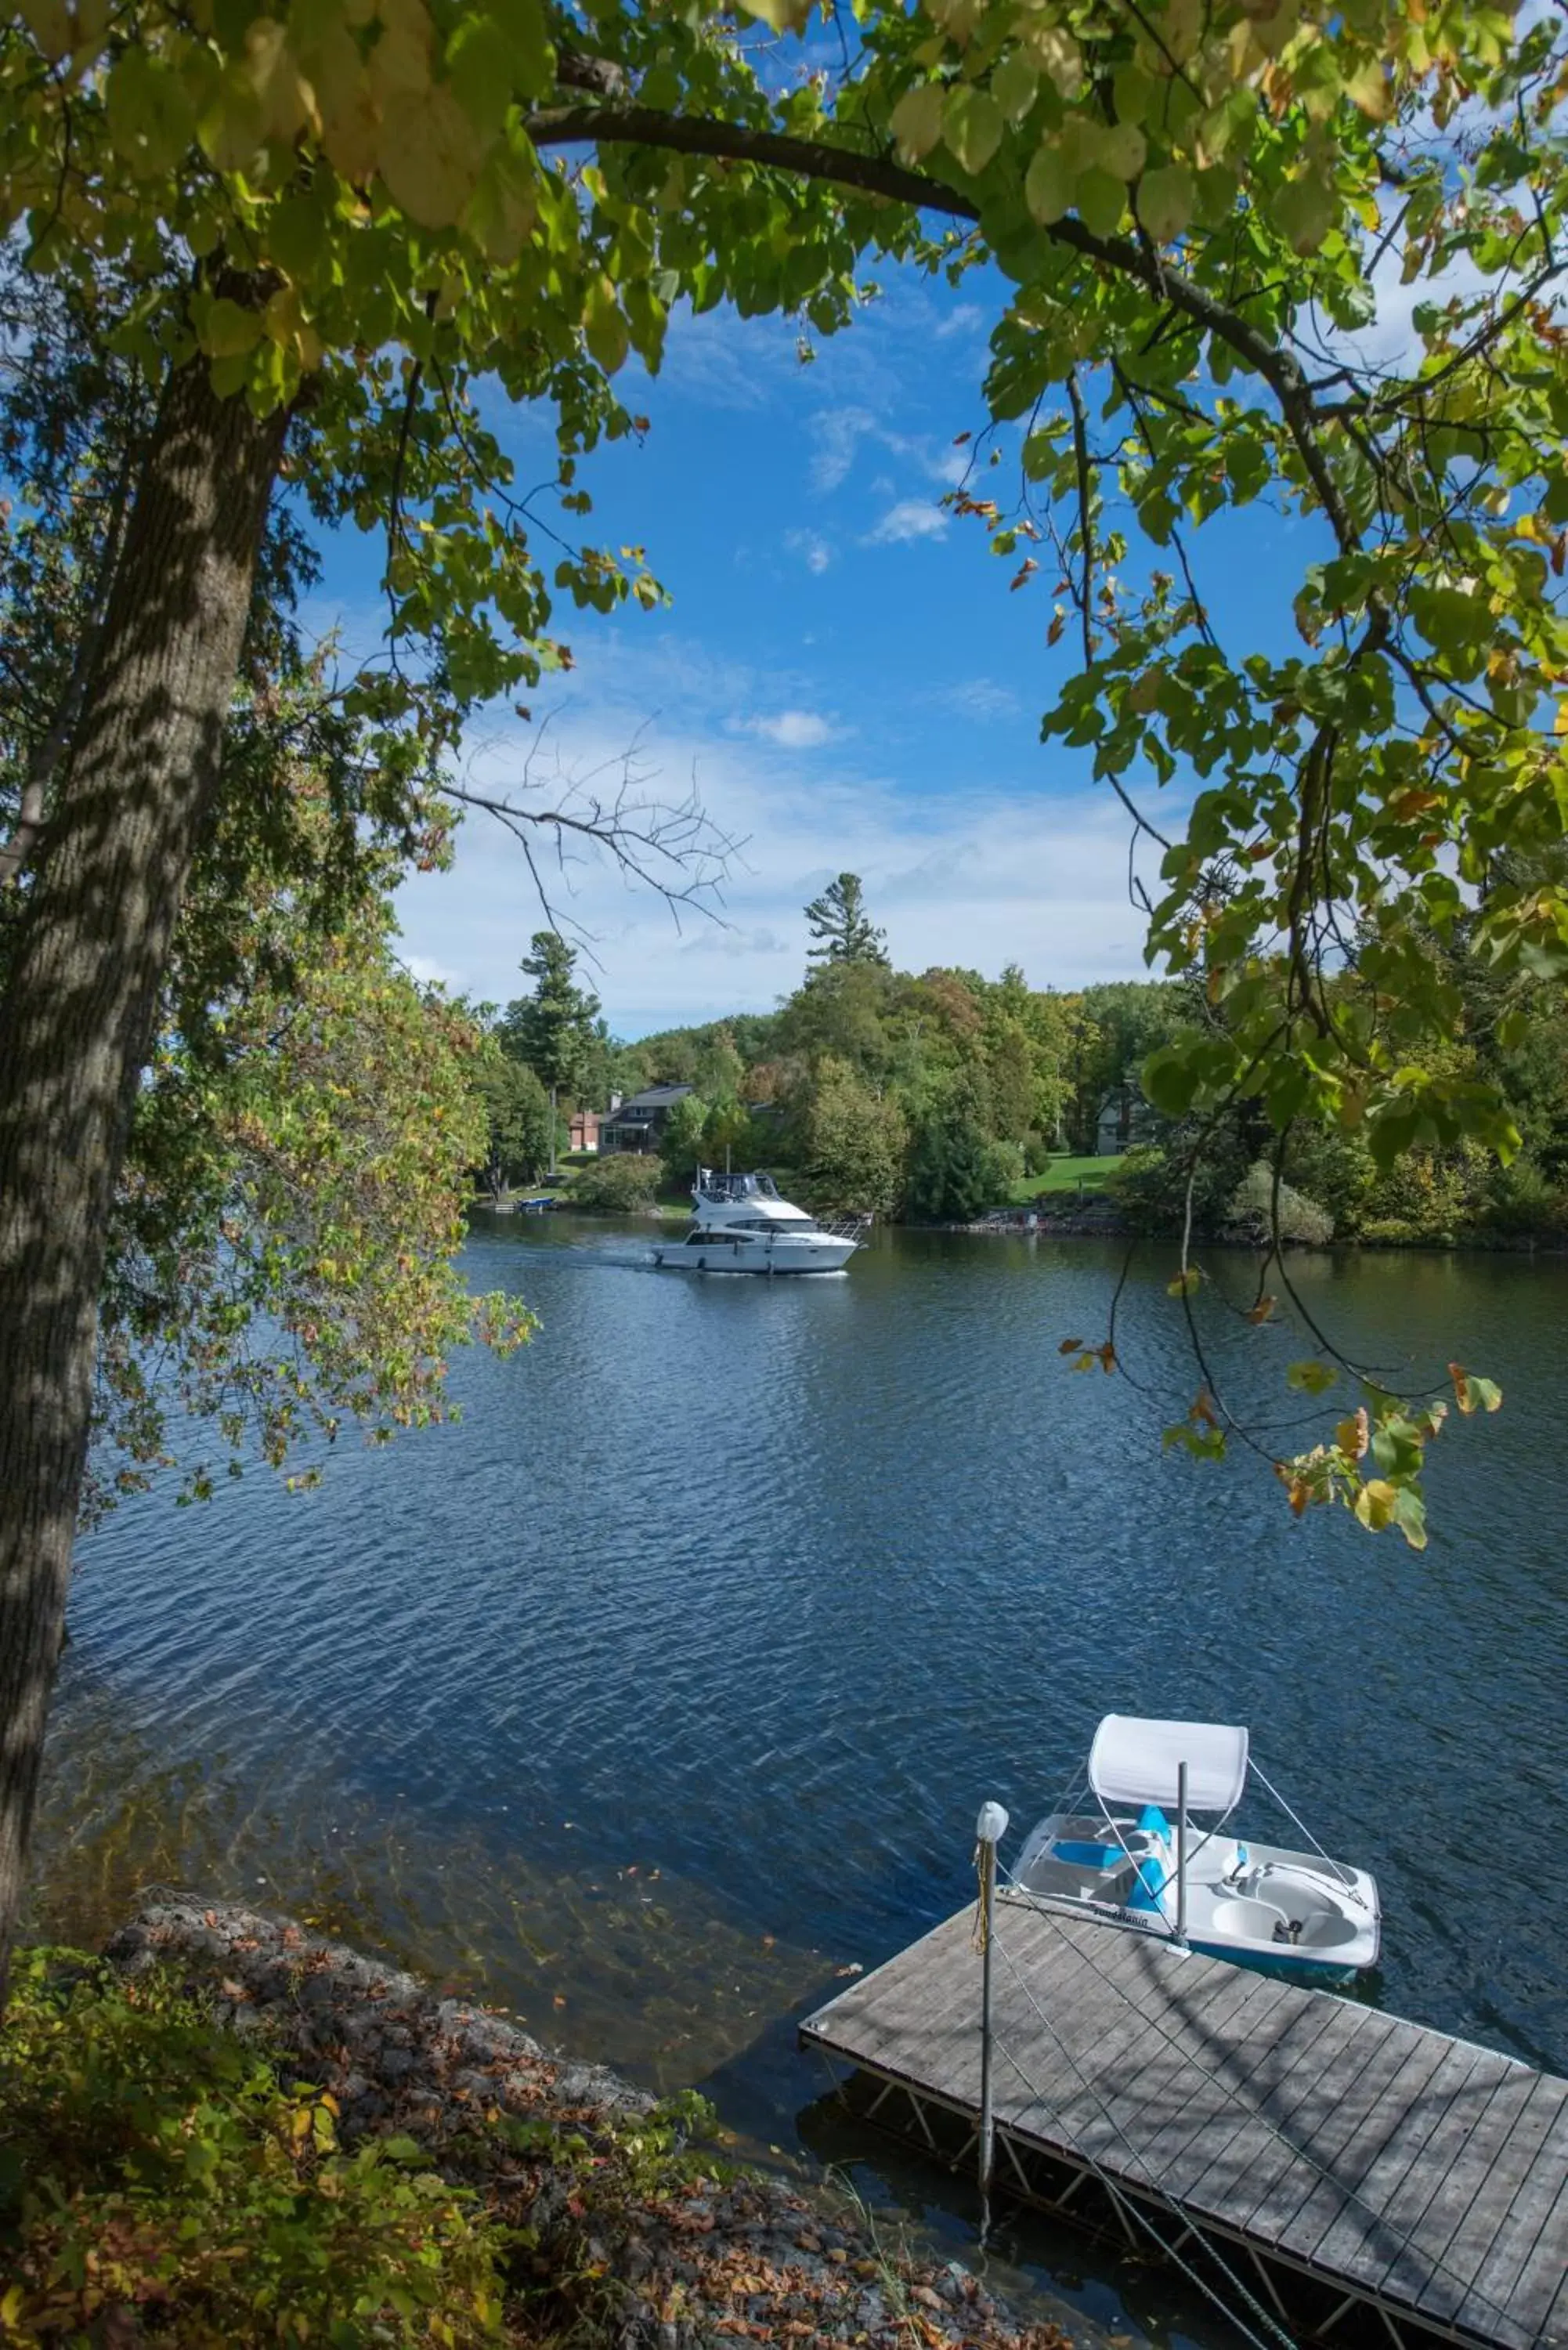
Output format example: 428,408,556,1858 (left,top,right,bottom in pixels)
31,1217,1568,2344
